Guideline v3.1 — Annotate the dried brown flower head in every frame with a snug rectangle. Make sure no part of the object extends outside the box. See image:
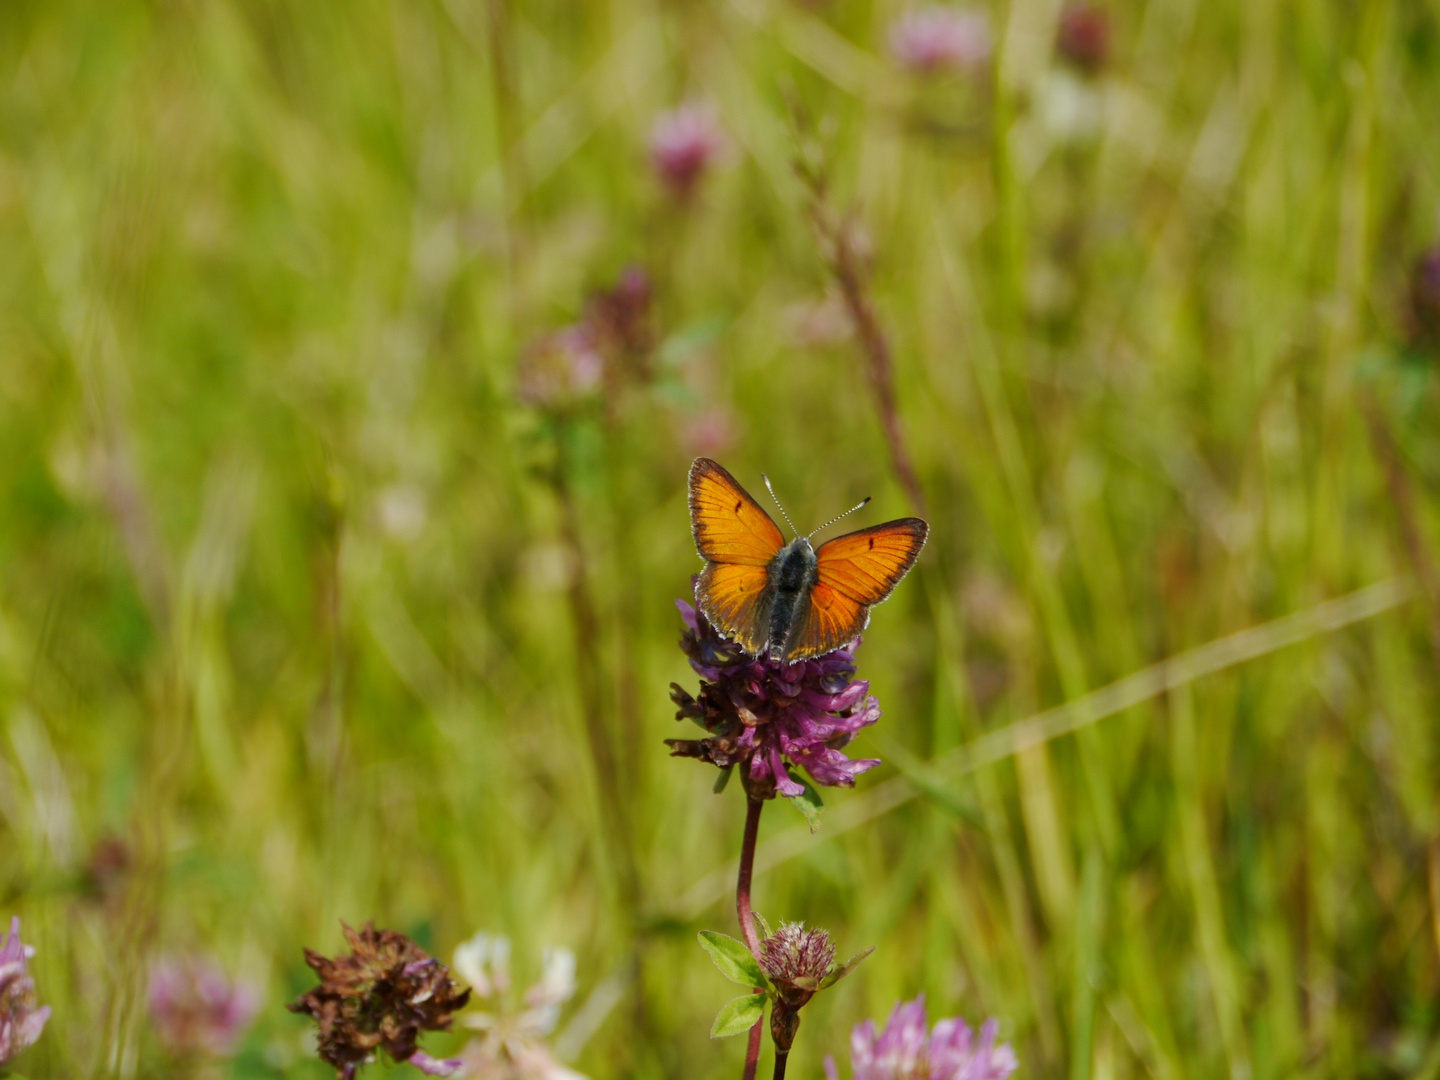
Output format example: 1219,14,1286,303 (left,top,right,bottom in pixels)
289,922,470,1078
